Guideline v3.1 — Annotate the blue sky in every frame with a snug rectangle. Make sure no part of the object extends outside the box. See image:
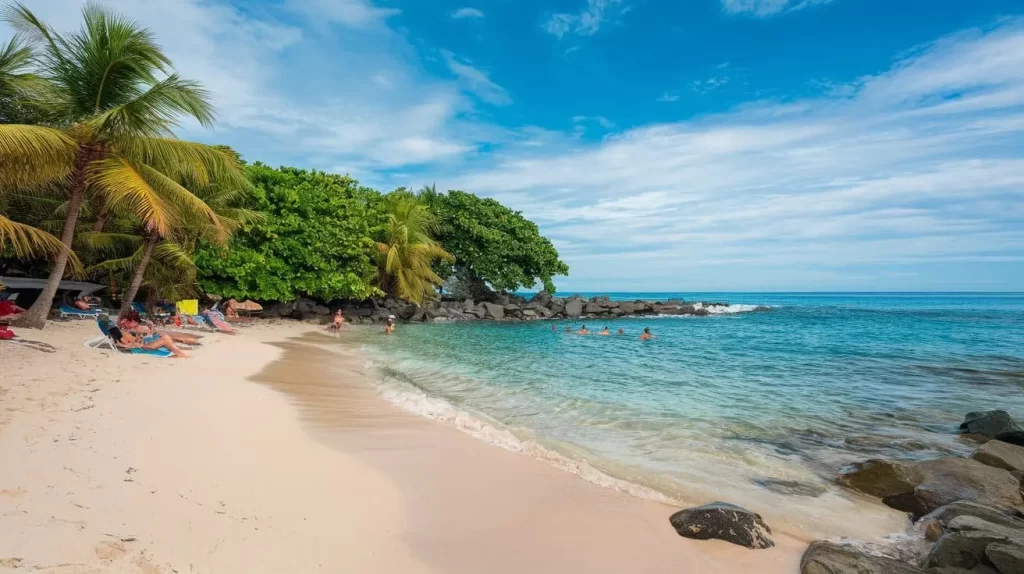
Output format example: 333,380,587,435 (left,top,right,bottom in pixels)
5,0,1024,291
